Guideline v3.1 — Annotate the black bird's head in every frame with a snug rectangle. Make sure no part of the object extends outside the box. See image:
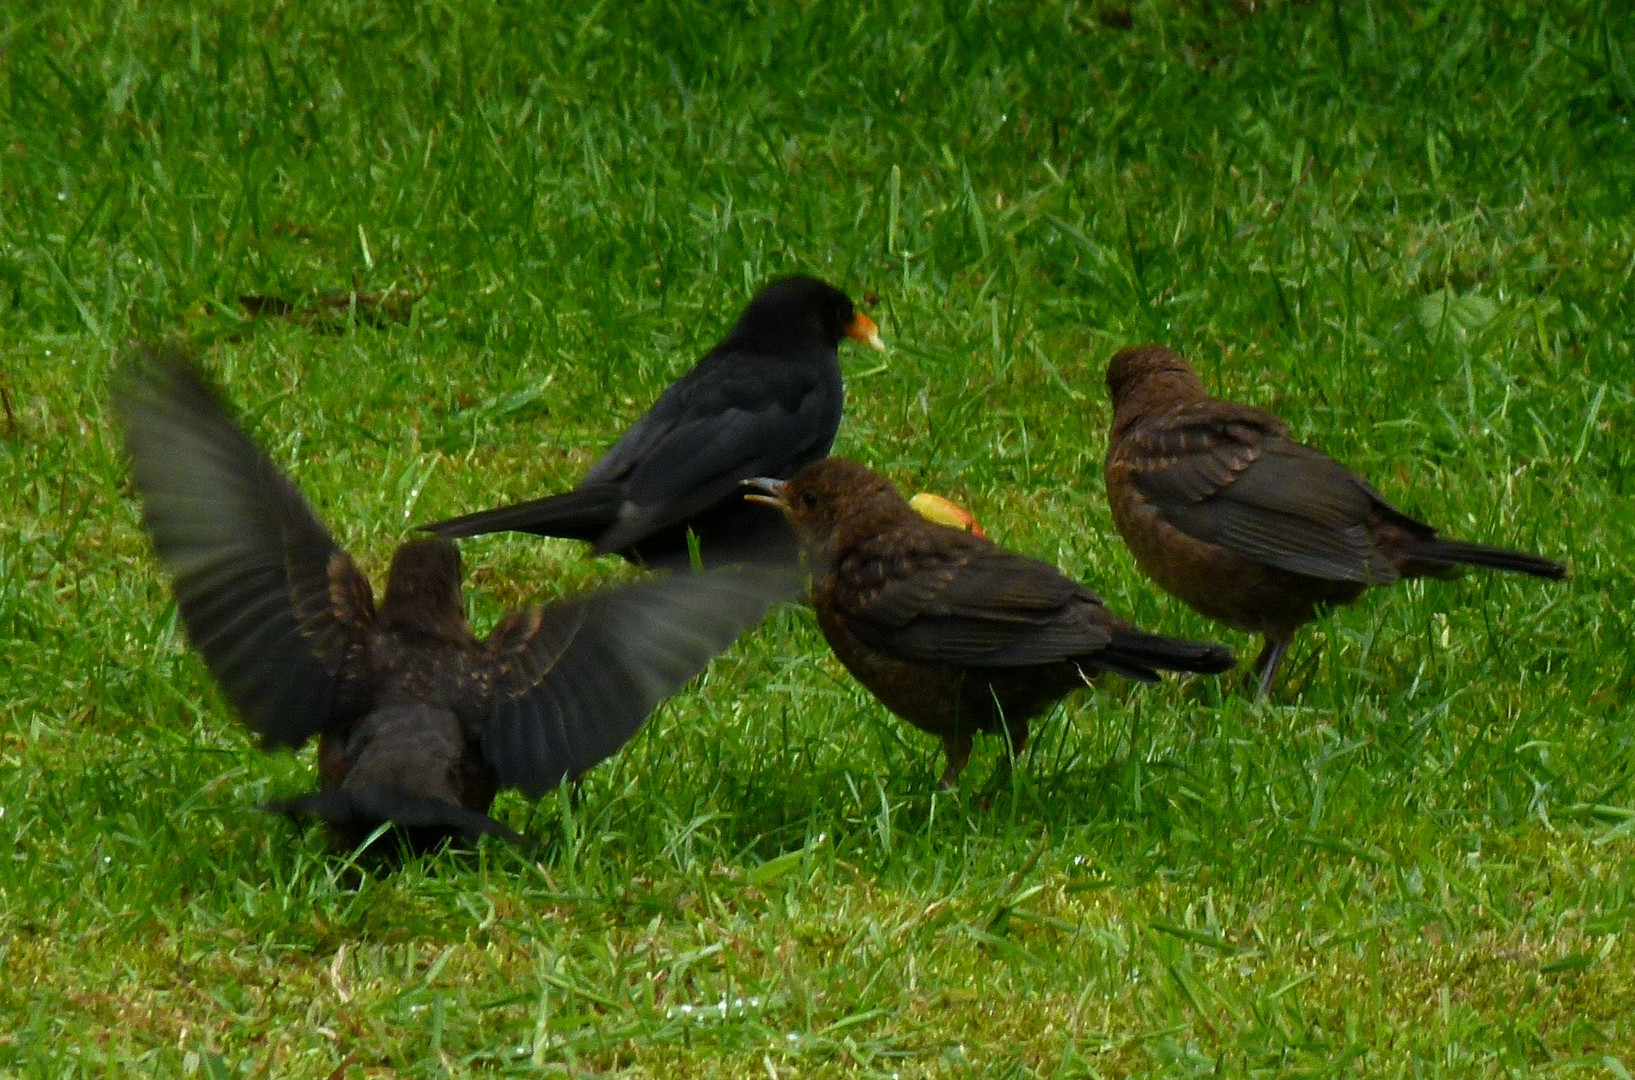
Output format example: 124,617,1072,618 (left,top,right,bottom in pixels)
380,537,469,639
1105,344,1209,429
744,457,911,573
721,275,884,357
